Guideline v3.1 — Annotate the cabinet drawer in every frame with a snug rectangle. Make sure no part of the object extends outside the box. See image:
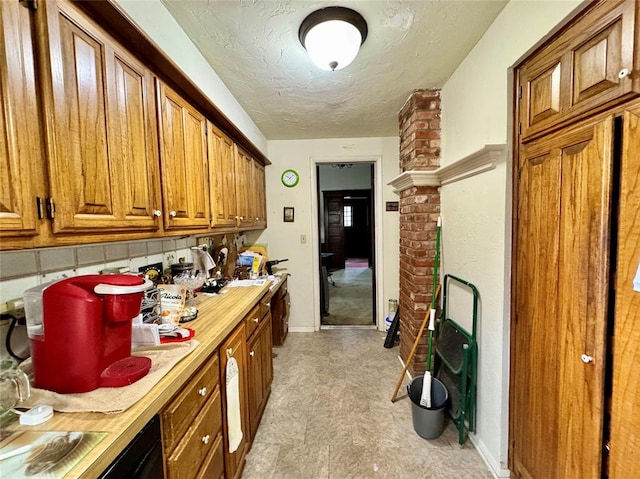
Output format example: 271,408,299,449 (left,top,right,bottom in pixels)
162,353,219,451
196,433,224,479
244,303,261,339
166,389,223,479
259,292,271,319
